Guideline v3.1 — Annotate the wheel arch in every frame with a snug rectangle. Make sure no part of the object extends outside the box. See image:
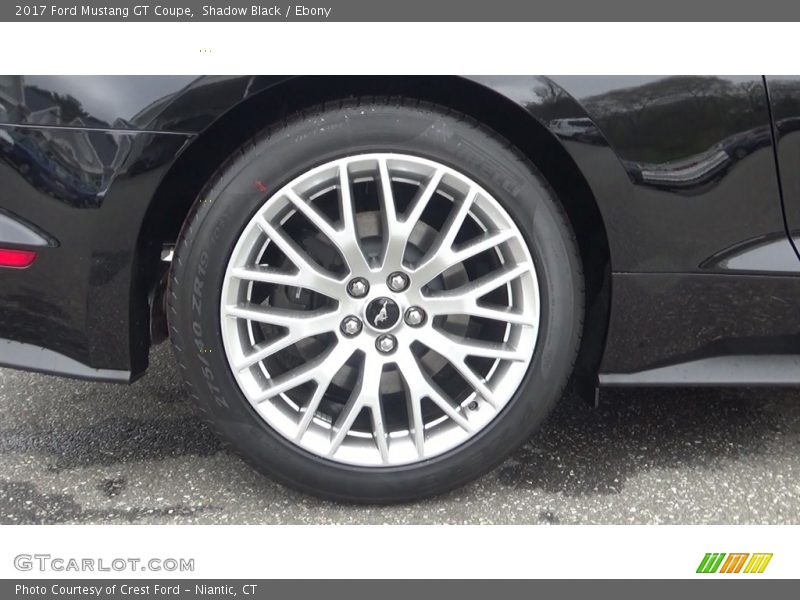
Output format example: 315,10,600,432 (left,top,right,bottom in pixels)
137,76,611,389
